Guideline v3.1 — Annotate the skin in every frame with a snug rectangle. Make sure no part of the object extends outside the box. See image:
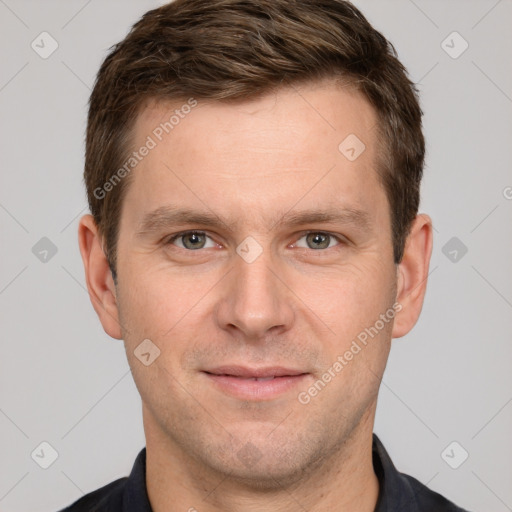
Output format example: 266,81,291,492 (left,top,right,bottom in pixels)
79,79,433,512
